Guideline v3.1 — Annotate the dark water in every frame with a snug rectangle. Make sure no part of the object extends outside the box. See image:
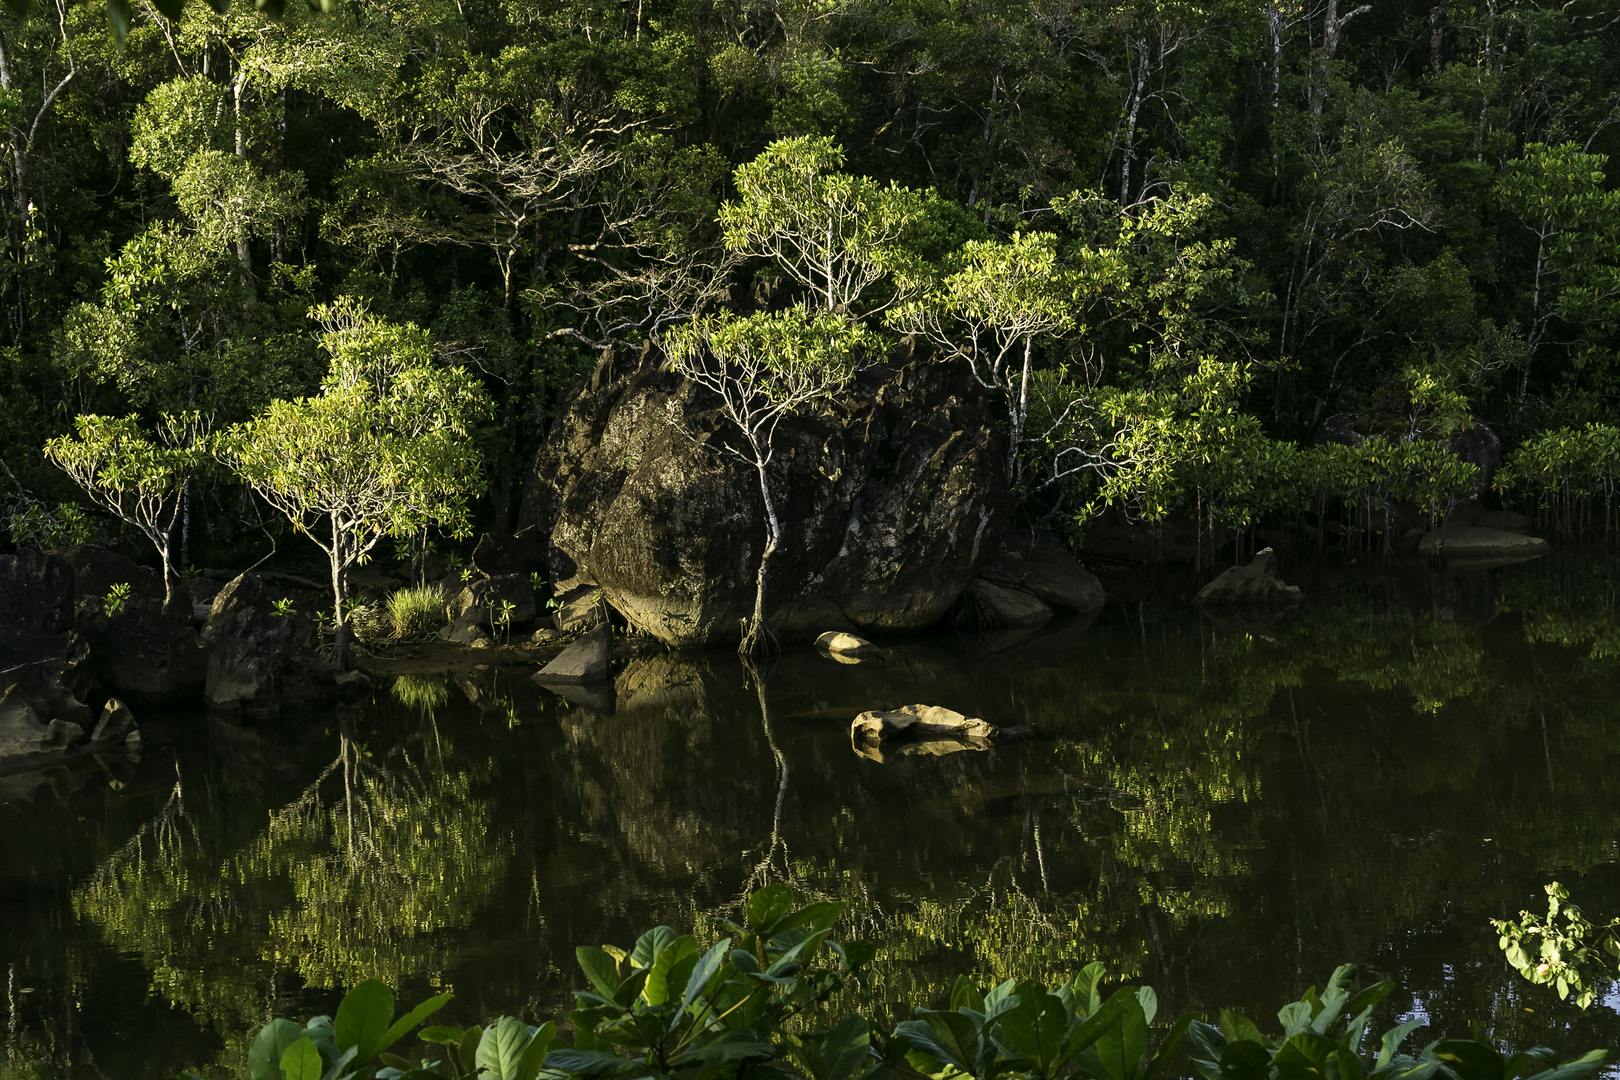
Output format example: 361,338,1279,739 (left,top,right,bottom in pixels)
6,556,1620,1078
